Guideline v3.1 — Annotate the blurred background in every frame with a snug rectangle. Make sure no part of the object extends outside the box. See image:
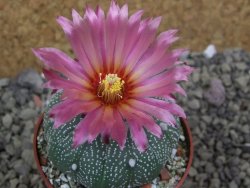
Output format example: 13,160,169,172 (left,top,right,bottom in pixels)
0,0,250,77
0,0,250,188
